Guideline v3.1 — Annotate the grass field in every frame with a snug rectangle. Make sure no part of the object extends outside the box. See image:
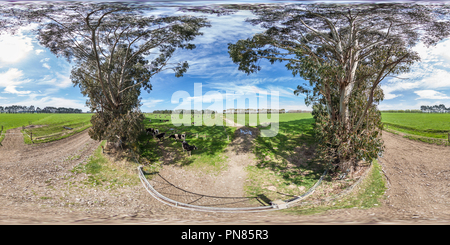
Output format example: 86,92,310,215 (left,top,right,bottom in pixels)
381,112,450,145
139,113,316,175
0,113,93,144
138,113,237,173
